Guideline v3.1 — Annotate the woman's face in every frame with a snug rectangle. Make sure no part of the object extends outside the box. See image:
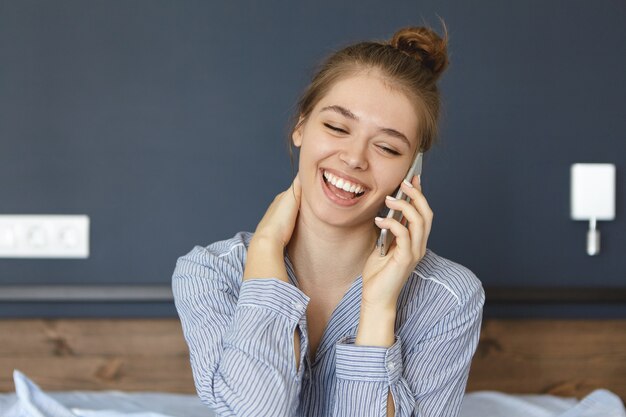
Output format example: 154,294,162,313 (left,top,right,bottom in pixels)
292,72,421,228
